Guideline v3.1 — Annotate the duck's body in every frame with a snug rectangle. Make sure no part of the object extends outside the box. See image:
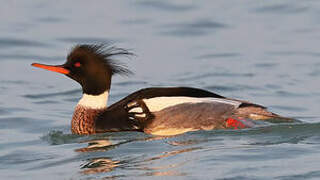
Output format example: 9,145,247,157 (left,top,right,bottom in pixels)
70,87,283,135
32,44,293,136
